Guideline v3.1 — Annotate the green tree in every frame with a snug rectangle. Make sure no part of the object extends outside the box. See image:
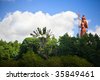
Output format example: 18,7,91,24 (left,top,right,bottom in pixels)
30,27,52,59
44,36,58,56
18,51,45,67
8,40,20,58
58,33,78,55
46,56,63,67
60,55,93,67
58,33,100,66
0,40,20,60
19,37,39,58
